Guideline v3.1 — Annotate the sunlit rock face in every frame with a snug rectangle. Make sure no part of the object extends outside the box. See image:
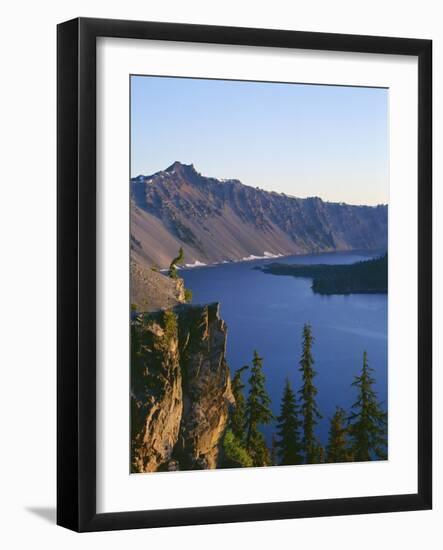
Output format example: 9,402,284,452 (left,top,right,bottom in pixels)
131,302,233,473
